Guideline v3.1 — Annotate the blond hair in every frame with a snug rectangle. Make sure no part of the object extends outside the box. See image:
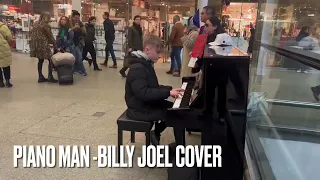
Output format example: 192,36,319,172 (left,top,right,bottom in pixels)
143,34,163,50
